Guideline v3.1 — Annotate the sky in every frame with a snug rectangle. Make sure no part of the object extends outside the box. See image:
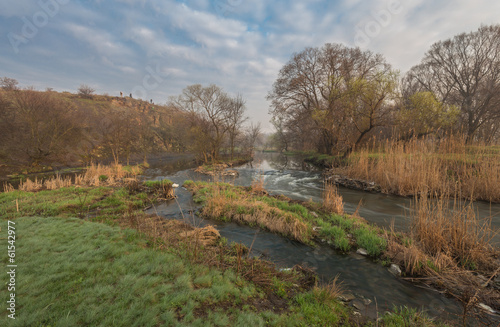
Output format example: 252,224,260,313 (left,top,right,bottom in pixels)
1,0,499,132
